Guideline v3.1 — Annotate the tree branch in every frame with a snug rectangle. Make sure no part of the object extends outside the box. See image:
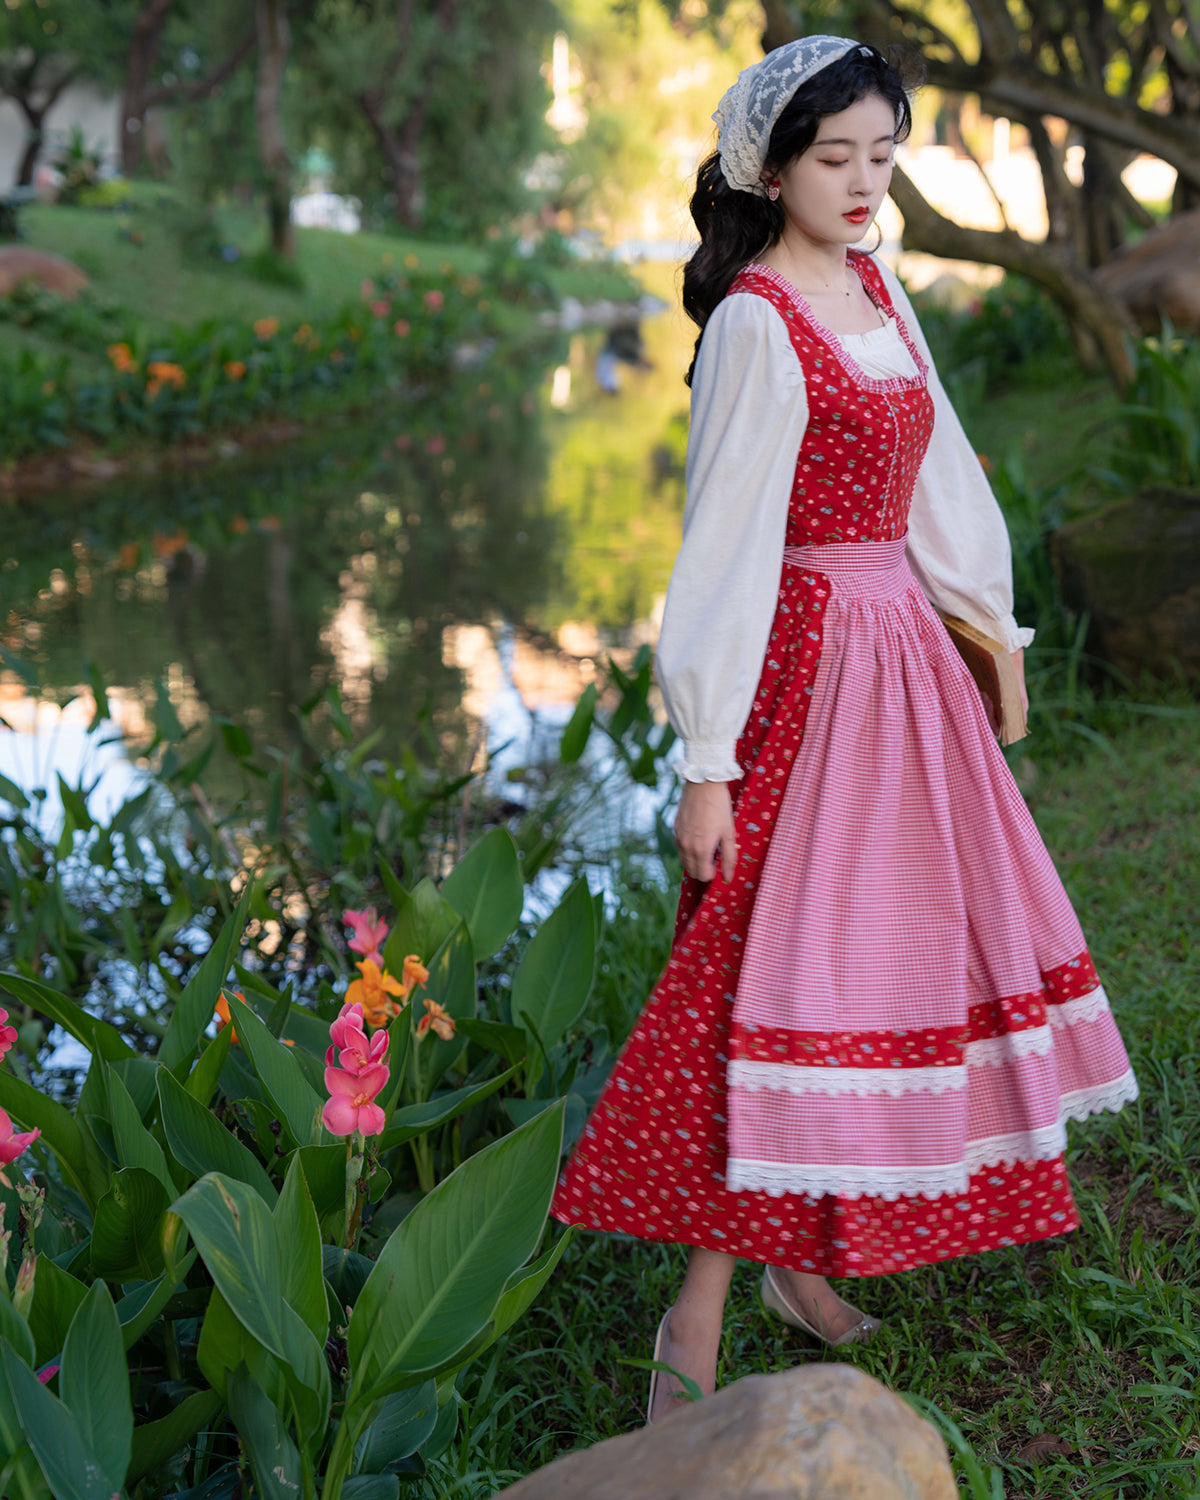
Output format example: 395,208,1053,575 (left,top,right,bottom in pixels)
143,25,257,109
888,163,1137,386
